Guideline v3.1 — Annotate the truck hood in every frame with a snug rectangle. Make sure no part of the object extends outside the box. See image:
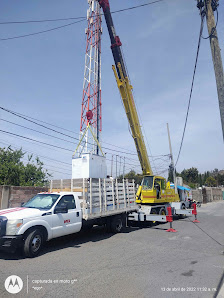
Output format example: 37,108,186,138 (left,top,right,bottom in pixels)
0,207,48,220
